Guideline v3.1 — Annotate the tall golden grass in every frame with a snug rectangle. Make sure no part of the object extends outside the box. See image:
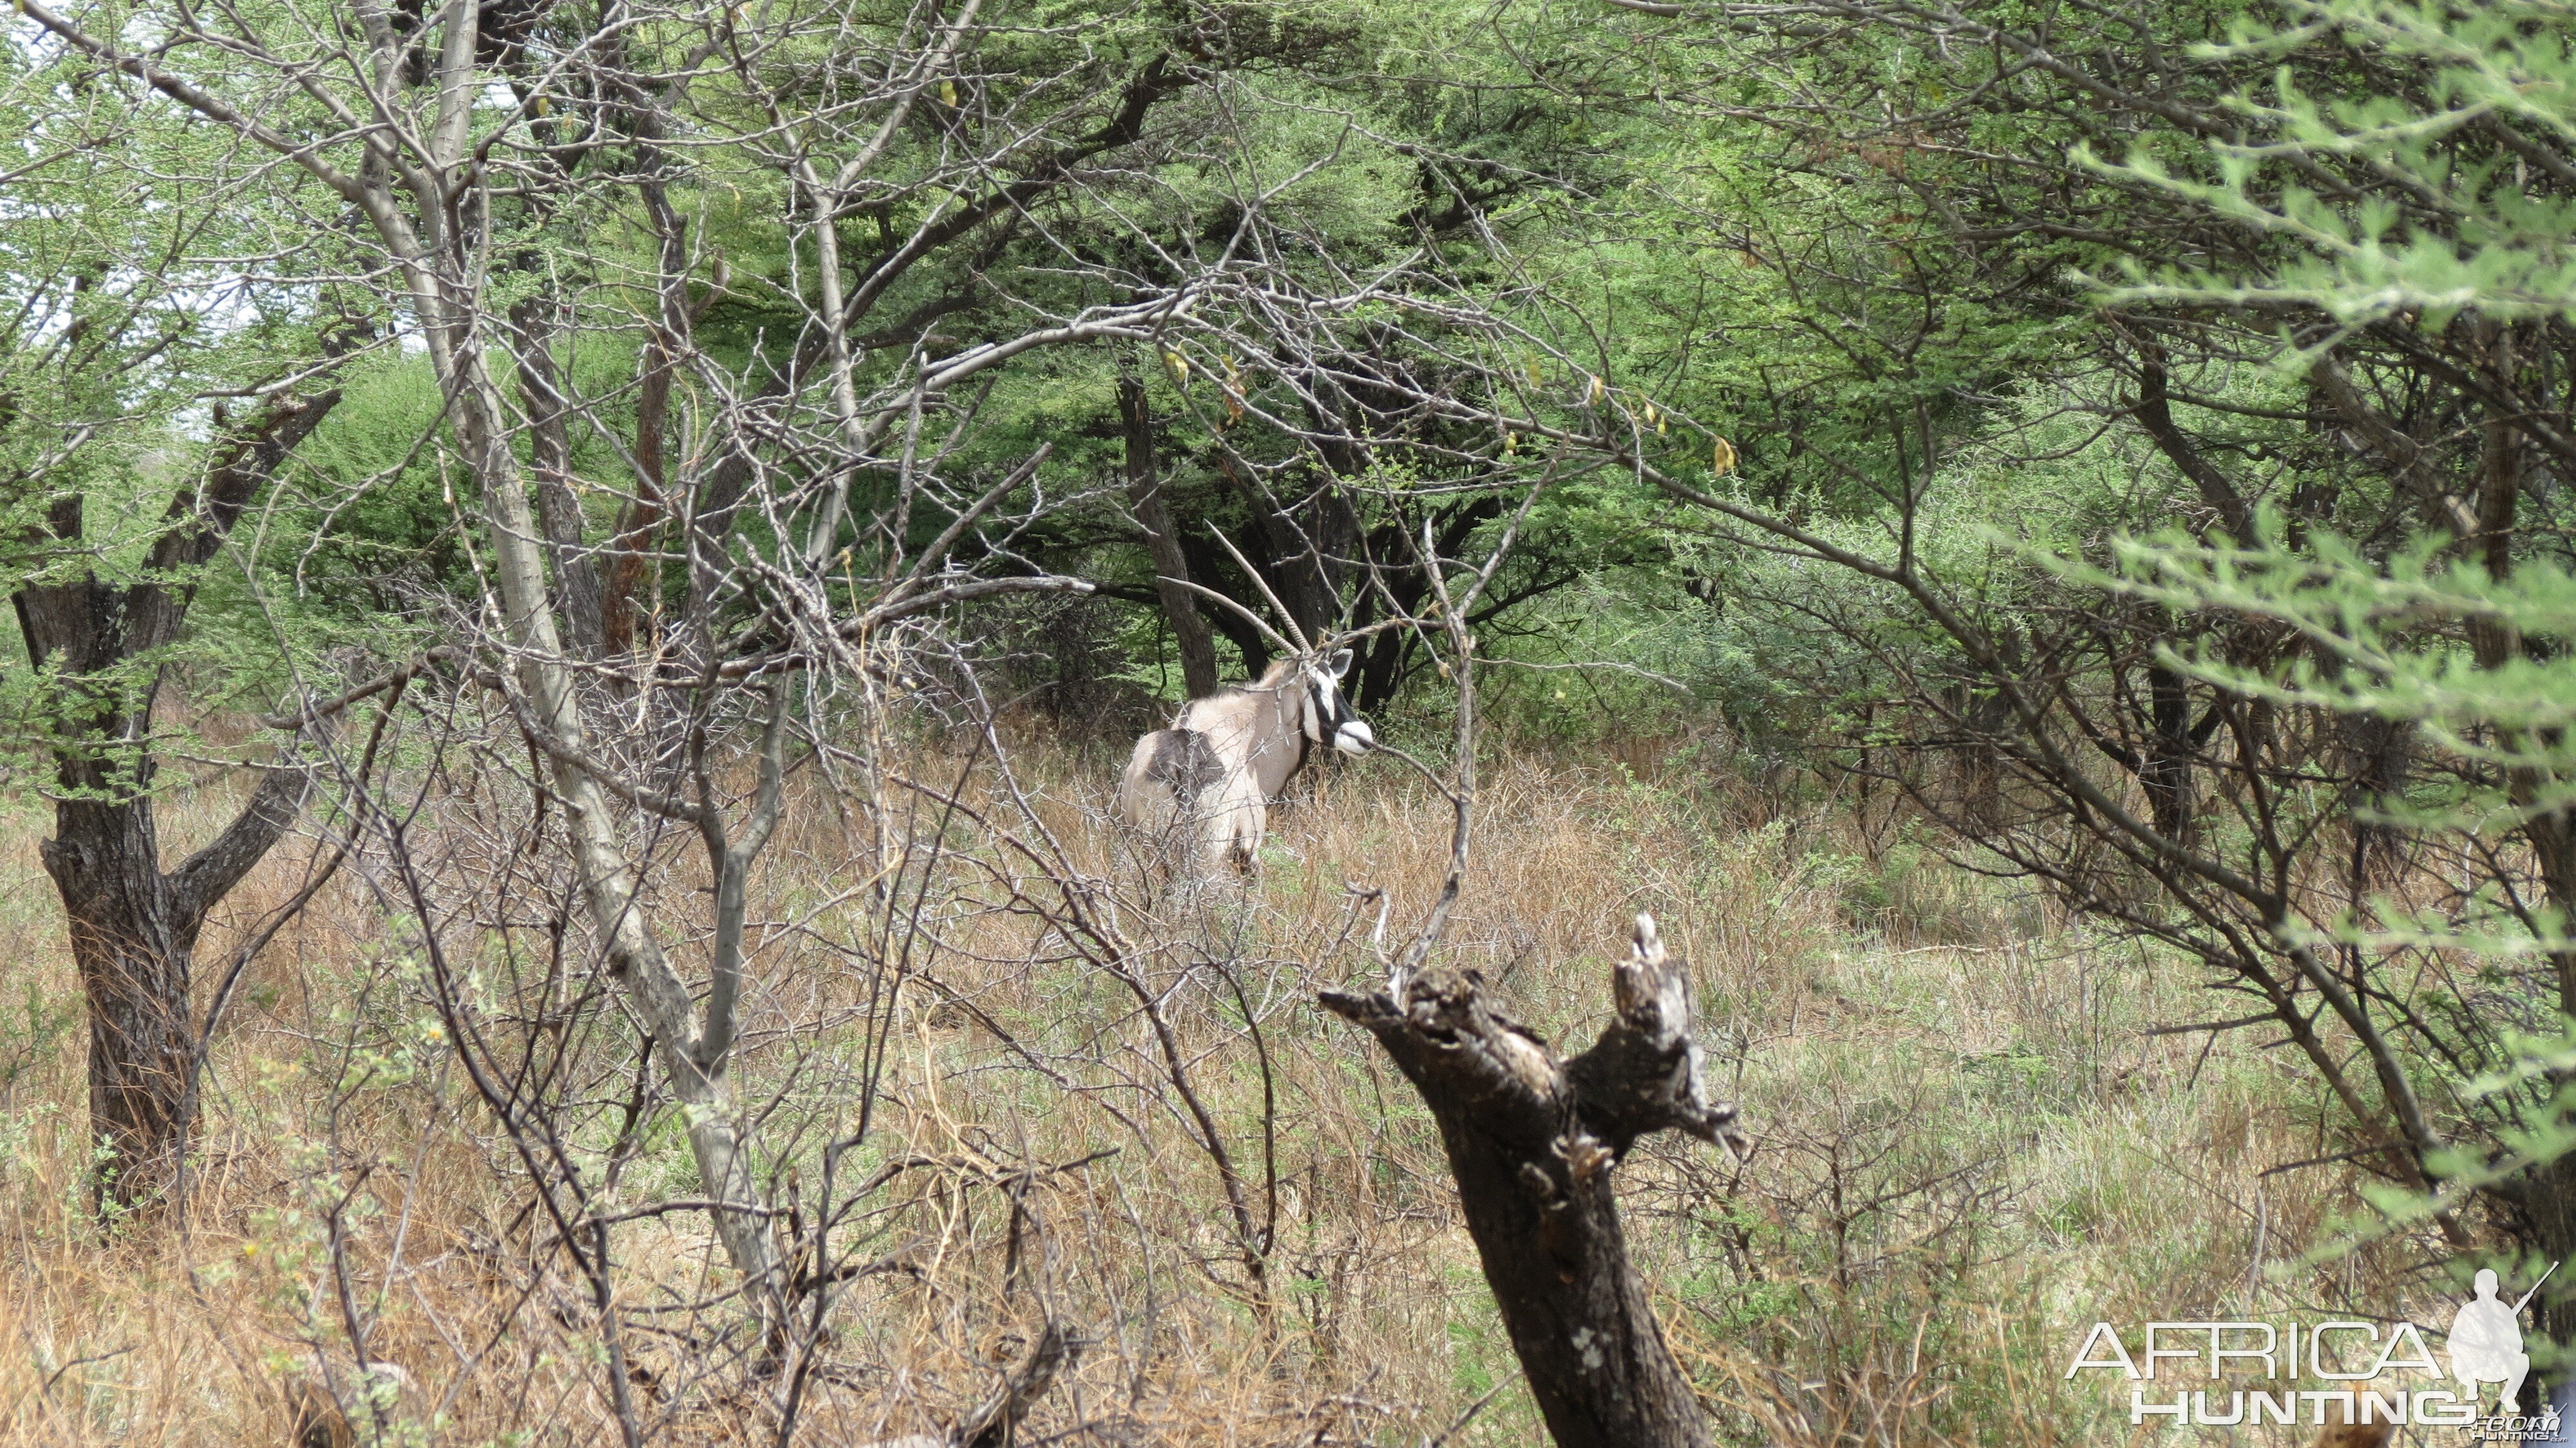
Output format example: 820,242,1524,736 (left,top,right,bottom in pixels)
0,729,2444,1445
